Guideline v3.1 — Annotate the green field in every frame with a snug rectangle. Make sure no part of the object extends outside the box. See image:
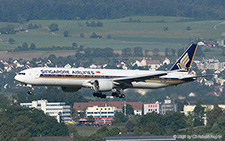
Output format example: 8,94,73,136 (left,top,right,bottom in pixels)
0,16,224,51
